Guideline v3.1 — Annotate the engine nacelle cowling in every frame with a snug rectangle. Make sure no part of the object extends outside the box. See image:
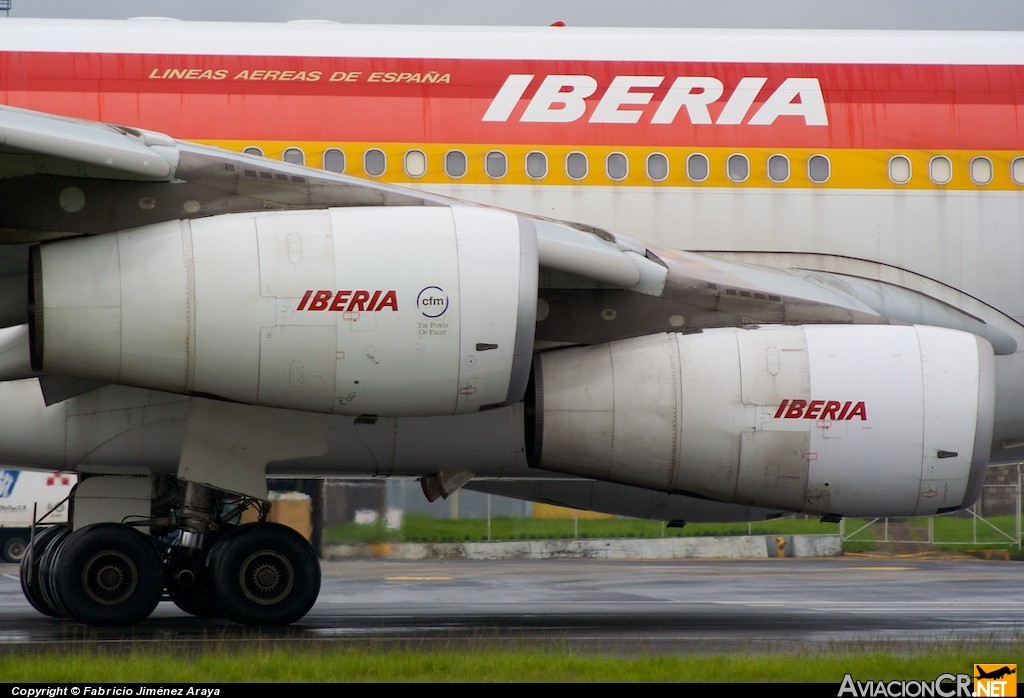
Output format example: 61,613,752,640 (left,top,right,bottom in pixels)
30,205,538,416
529,325,994,518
